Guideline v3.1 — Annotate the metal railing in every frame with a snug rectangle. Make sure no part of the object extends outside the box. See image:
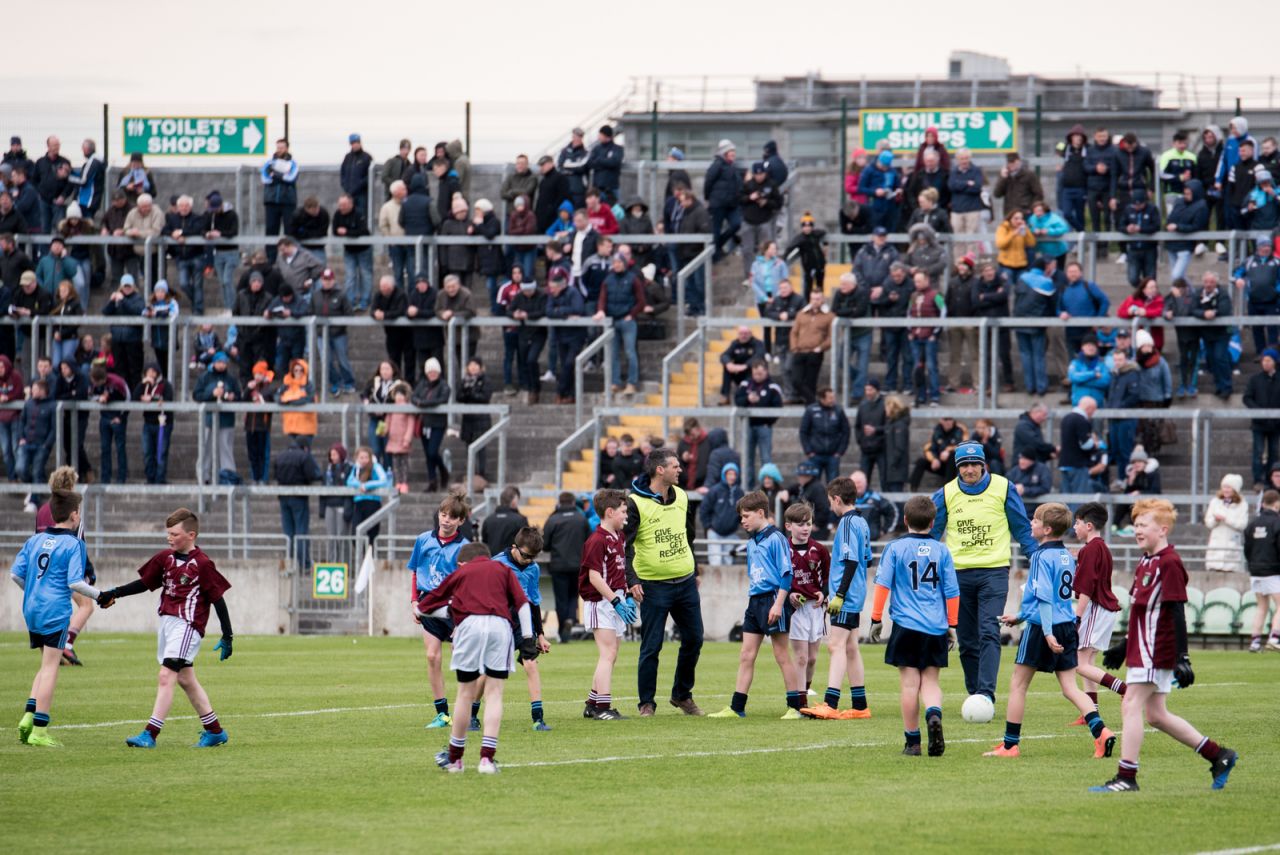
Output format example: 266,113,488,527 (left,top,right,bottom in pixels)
574,327,614,427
